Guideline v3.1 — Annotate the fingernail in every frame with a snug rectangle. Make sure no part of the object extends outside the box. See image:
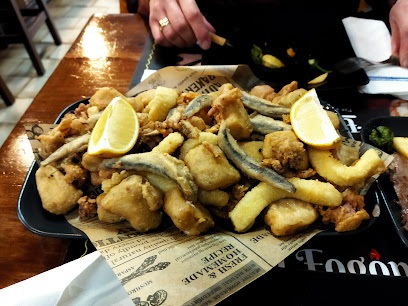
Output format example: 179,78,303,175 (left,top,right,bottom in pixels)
199,40,210,50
